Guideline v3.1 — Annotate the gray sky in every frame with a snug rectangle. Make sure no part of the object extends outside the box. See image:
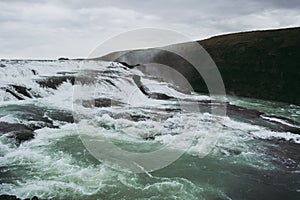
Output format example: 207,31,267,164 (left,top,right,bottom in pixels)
1,0,299,59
